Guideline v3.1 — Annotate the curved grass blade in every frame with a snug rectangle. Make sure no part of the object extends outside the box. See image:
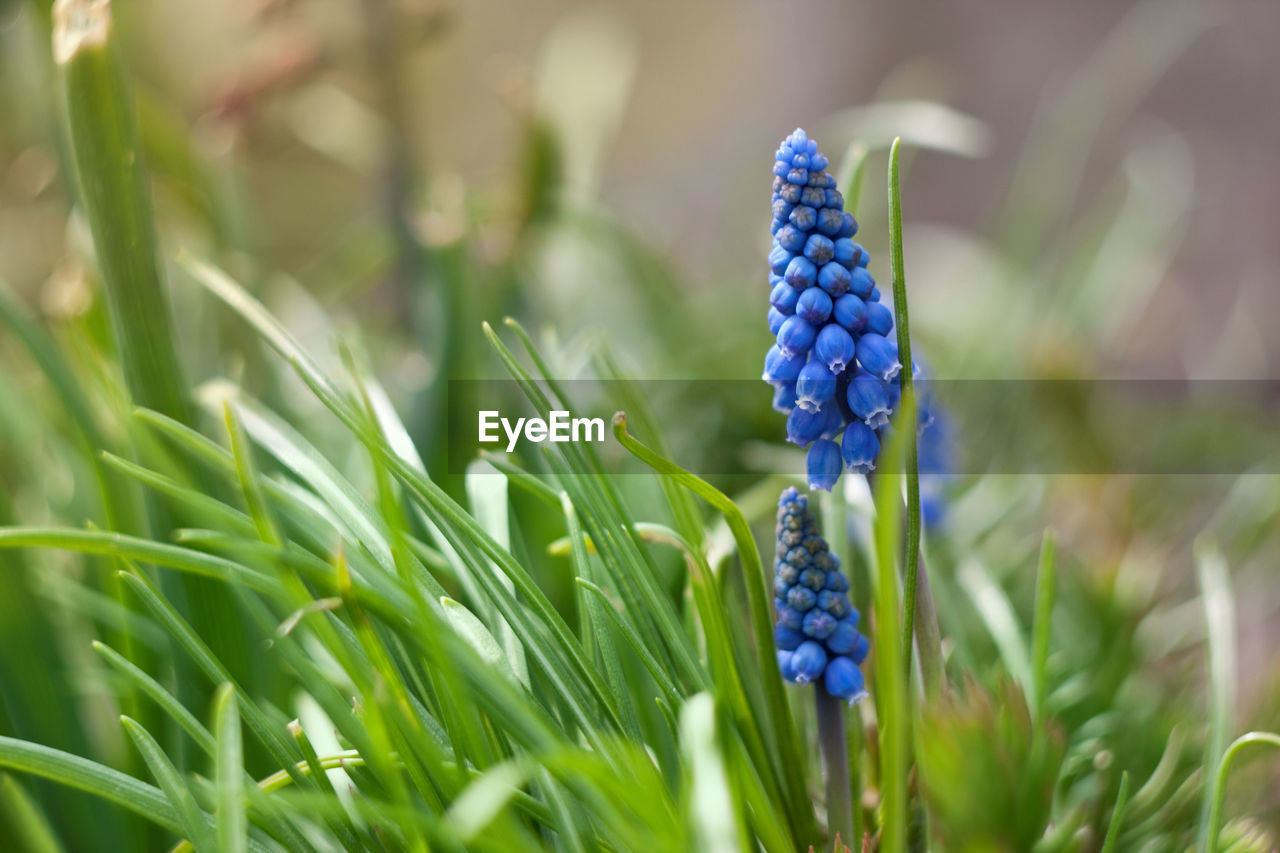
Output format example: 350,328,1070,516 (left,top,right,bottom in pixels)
120,716,215,852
